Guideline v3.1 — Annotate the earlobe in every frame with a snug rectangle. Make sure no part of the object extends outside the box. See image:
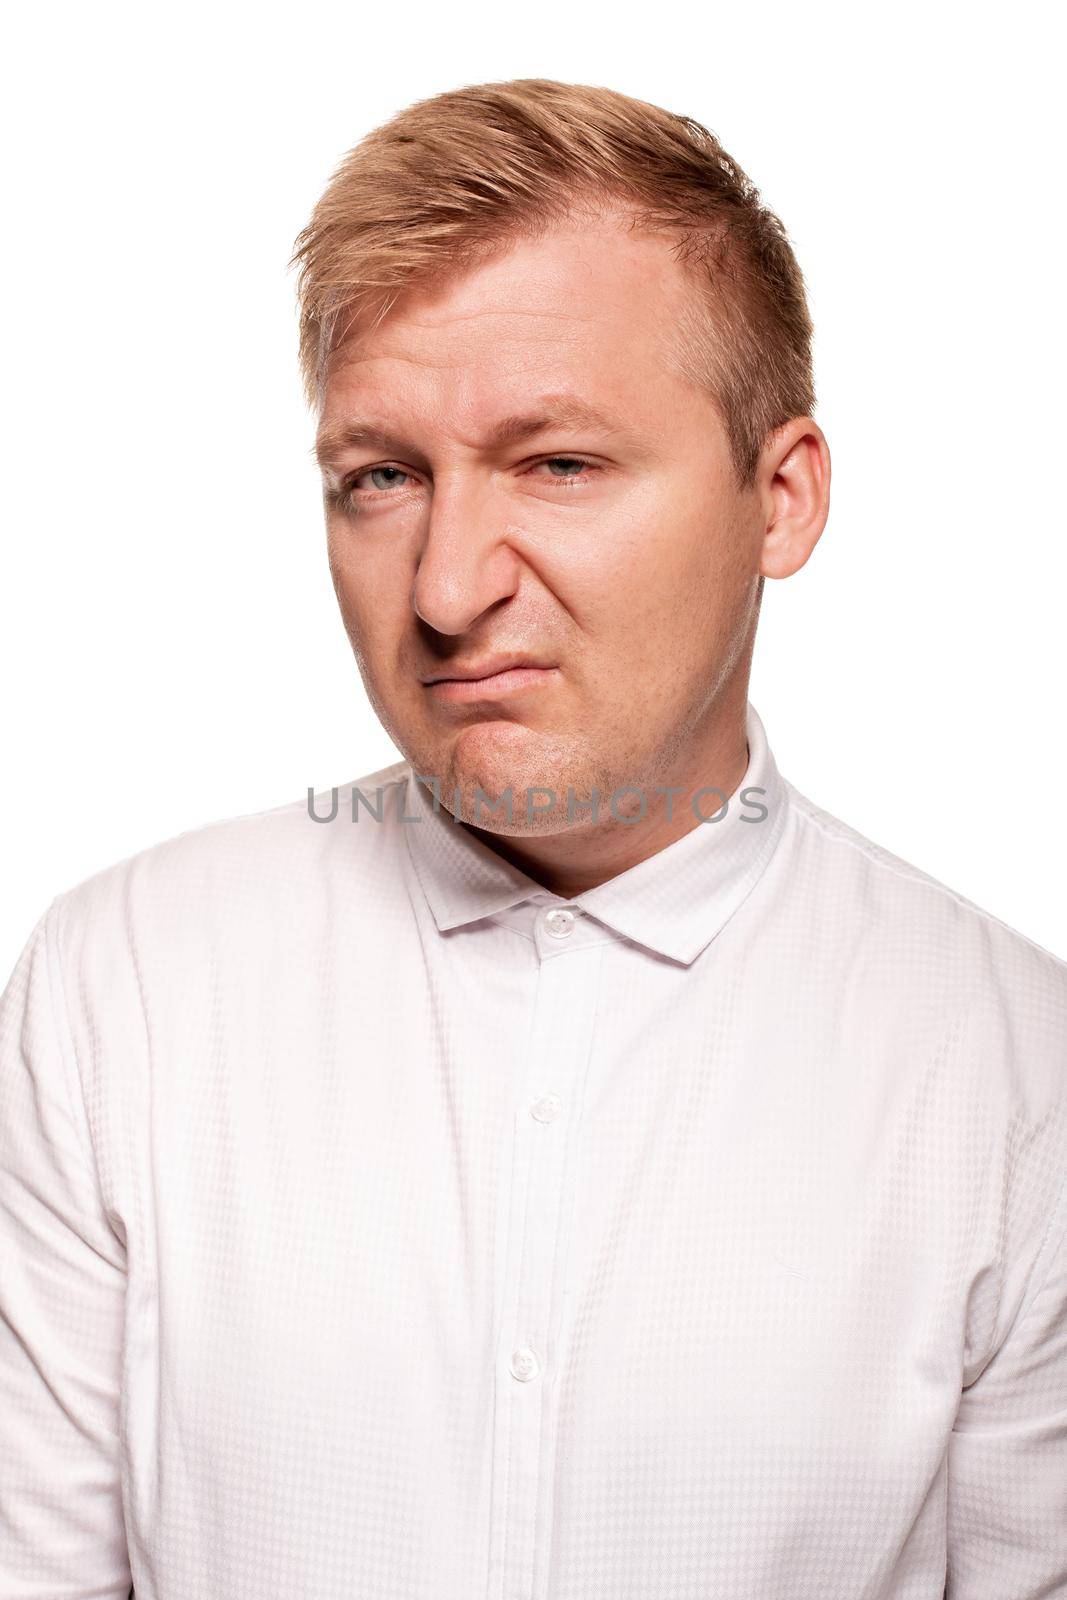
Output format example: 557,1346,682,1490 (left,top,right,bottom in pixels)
757,420,831,581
